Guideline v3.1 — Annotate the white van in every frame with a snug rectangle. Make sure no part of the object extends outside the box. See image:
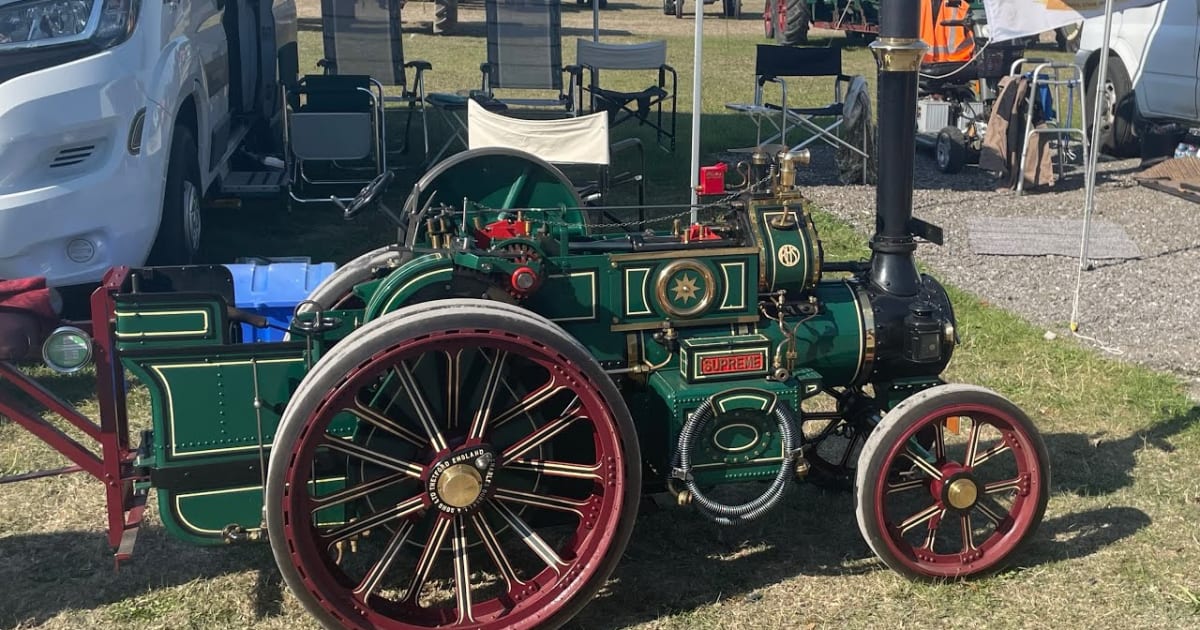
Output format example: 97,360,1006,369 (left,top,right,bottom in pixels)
0,0,298,287
1074,0,1199,157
